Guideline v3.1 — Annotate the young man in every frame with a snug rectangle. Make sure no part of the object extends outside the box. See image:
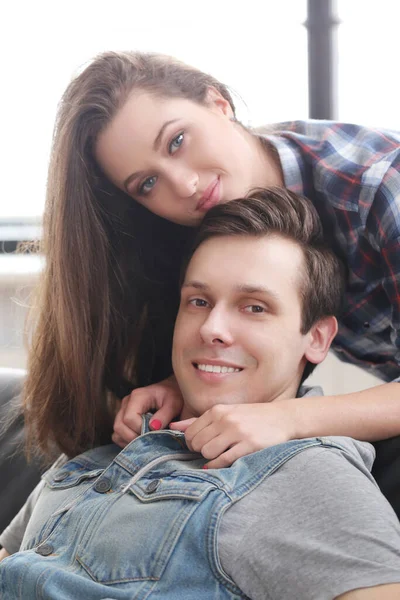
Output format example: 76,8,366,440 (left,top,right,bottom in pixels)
1,189,400,599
